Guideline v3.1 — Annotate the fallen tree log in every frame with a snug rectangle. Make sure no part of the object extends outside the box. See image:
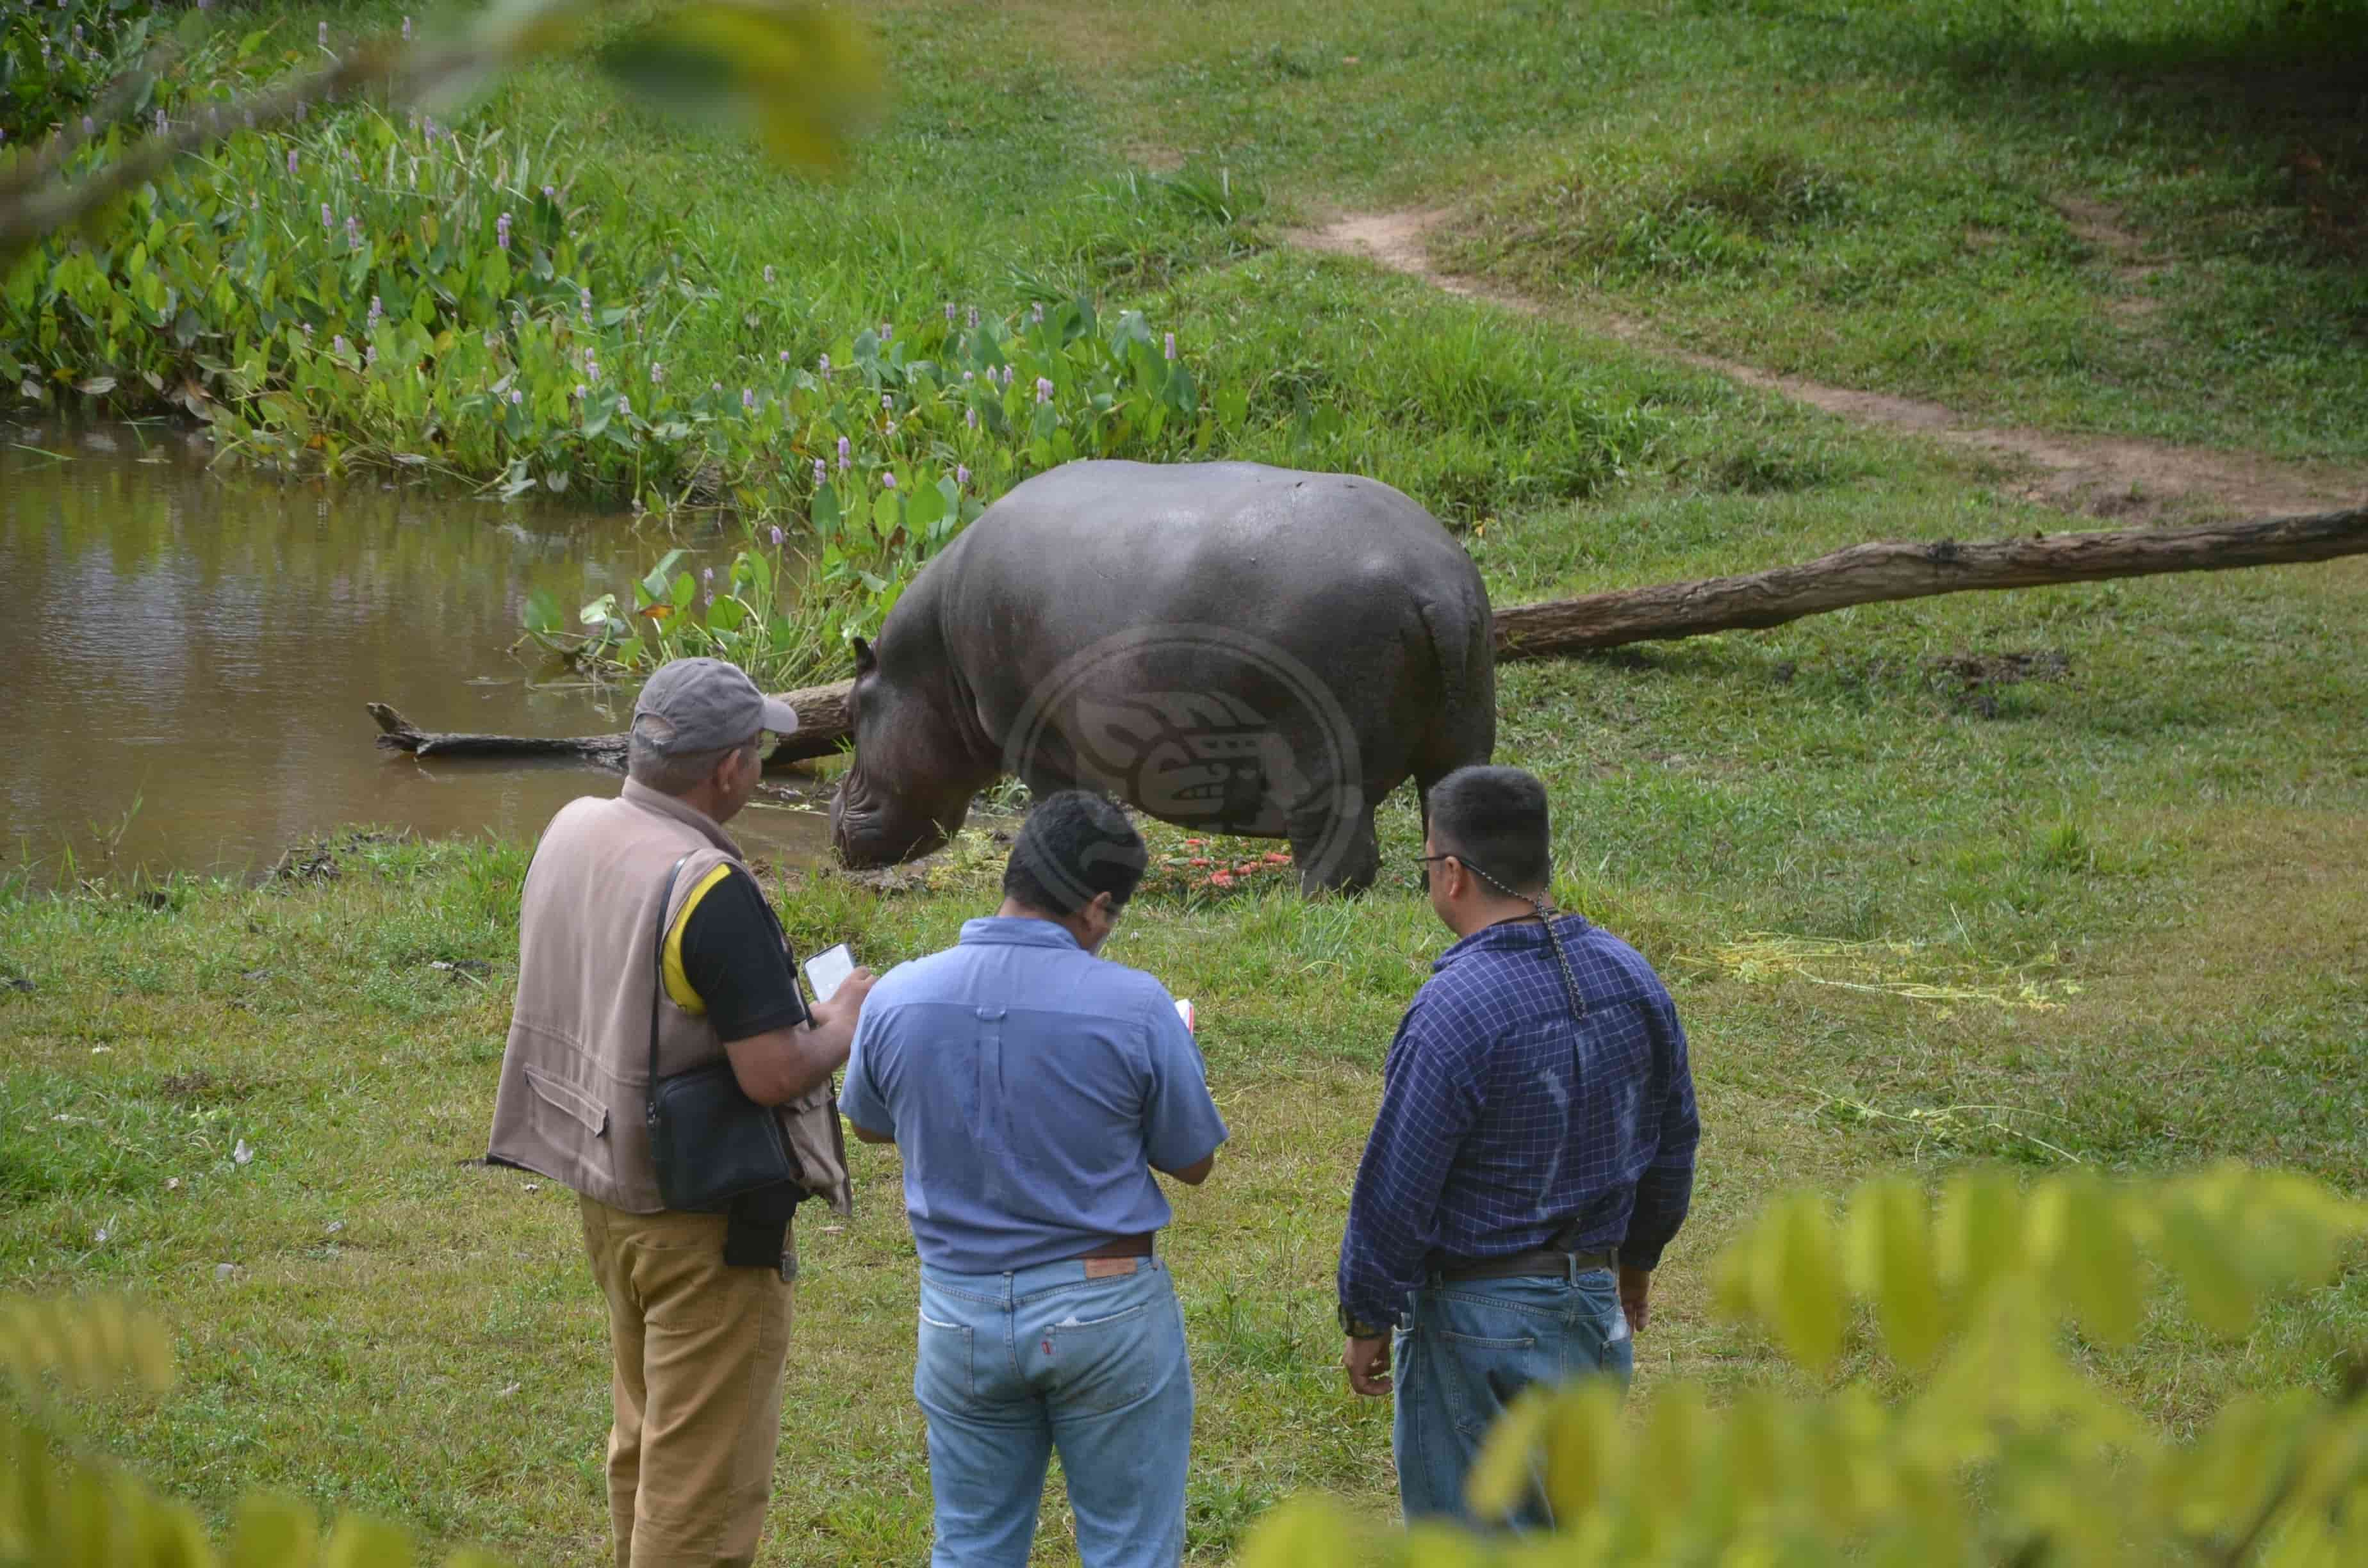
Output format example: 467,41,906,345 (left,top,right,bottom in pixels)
1490,502,2368,657
370,503,2367,769
370,679,851,769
